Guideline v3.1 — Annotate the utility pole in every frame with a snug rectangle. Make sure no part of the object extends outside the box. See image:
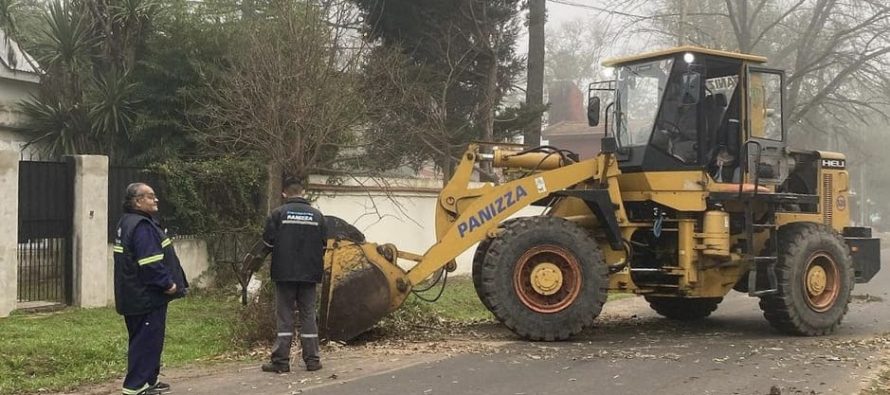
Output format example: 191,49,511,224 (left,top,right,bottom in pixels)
525,0,545,146
860,163,867,226
678,0,687,45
